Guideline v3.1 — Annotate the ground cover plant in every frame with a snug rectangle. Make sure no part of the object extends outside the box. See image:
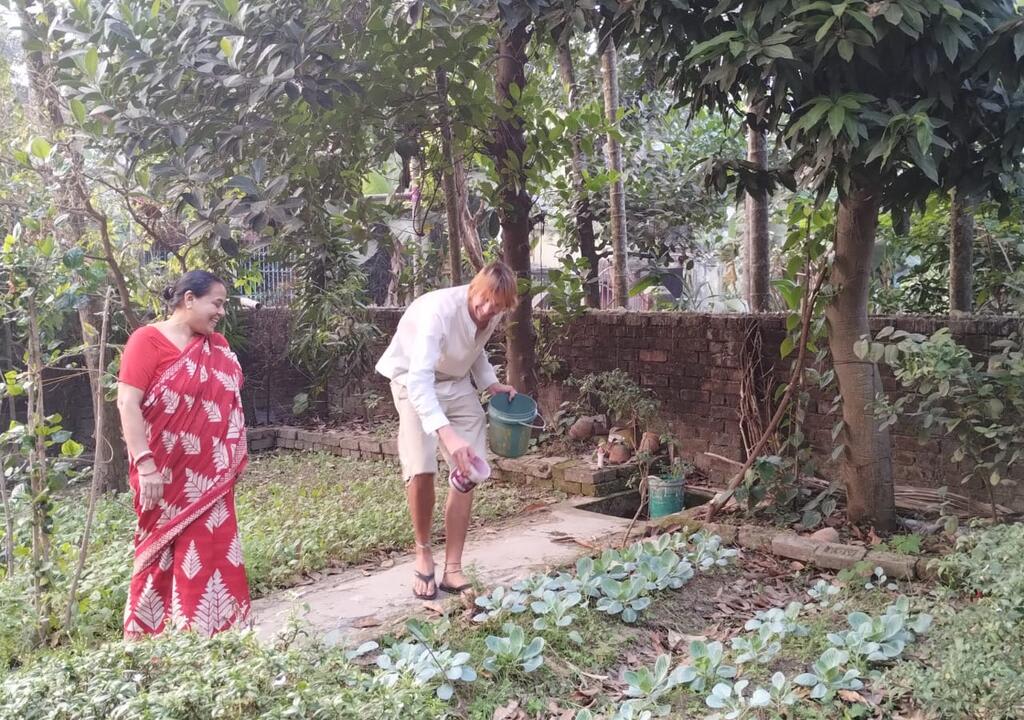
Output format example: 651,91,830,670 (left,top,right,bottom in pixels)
0,451,559,670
